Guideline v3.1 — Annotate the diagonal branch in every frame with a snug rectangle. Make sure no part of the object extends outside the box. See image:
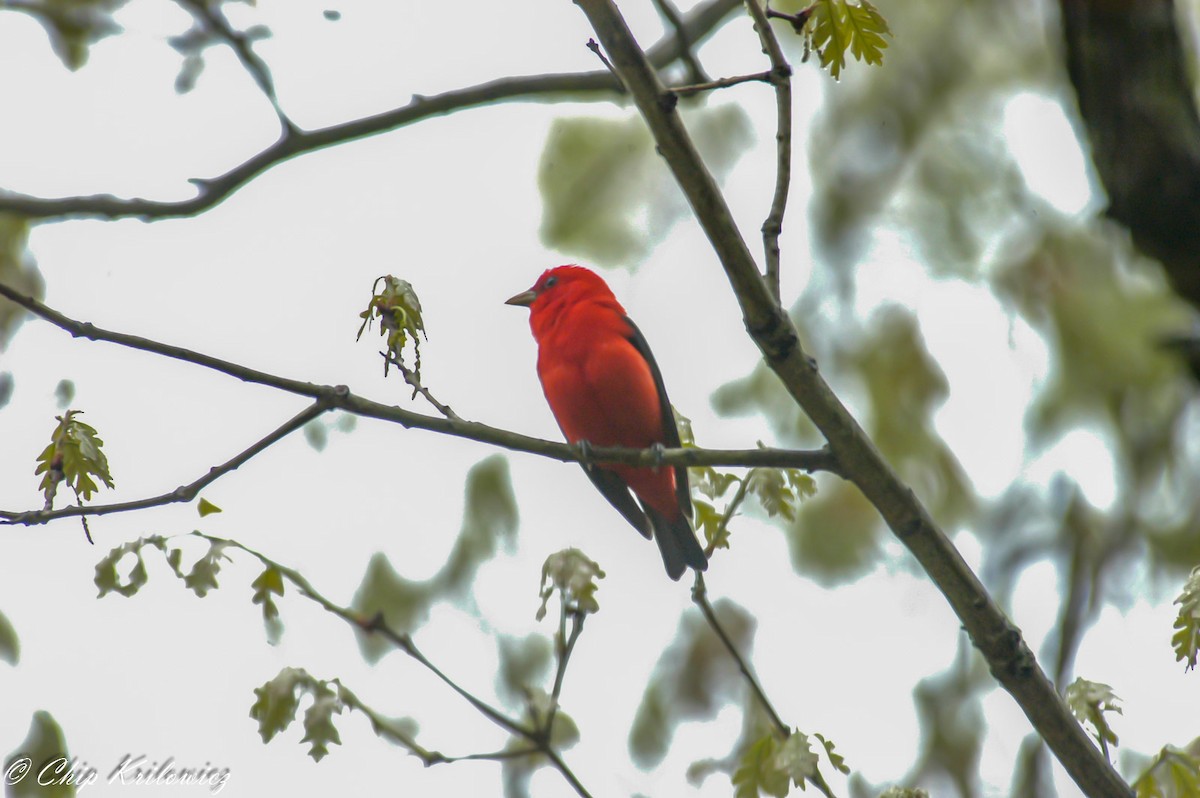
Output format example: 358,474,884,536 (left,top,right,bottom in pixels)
0,283,840,526
191,532,593,798
569,2,1132,797
2,400,329,525
0,0,741,222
